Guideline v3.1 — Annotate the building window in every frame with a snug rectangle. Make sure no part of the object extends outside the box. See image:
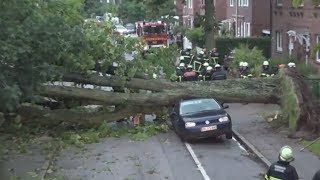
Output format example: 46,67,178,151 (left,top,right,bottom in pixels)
242,0,249,6
276,0,283,6
187,0,193,8
230,0,234,7
317,35,320,62
244,22,250,37
276,31,283,52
